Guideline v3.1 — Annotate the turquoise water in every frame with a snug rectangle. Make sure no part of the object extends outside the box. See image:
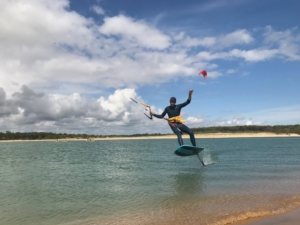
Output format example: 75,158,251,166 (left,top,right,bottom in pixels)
1,137,300,225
